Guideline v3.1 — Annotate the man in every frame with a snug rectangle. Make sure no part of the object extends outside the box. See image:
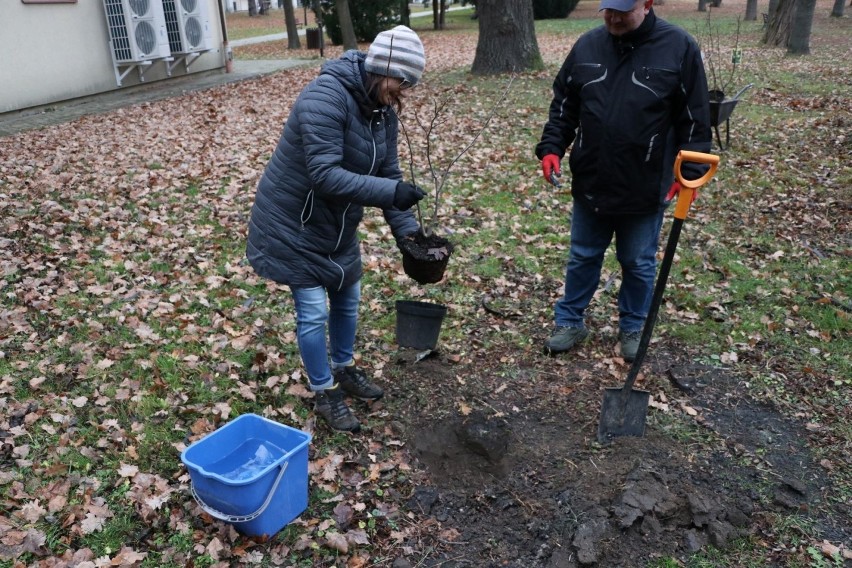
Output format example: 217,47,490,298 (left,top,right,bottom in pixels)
535,0,711,360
